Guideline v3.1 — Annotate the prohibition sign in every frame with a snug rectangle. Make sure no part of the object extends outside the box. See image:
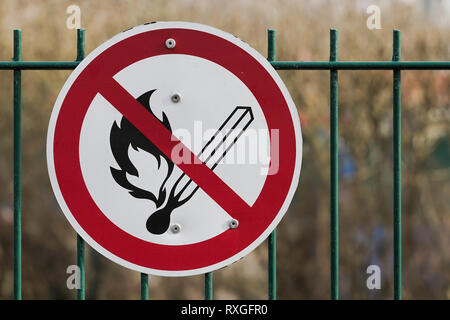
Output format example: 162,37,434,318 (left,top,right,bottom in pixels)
47,22,302,276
